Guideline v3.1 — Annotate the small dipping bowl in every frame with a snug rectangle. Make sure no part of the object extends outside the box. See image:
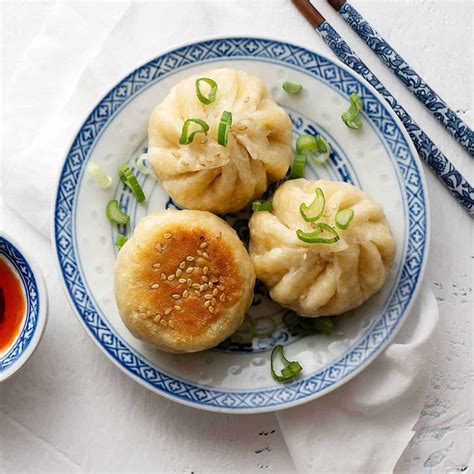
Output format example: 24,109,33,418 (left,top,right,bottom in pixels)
0,234,47,382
